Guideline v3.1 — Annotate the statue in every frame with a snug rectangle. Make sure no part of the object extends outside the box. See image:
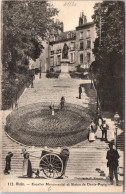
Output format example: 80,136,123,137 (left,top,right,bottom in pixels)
62,43,69,59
